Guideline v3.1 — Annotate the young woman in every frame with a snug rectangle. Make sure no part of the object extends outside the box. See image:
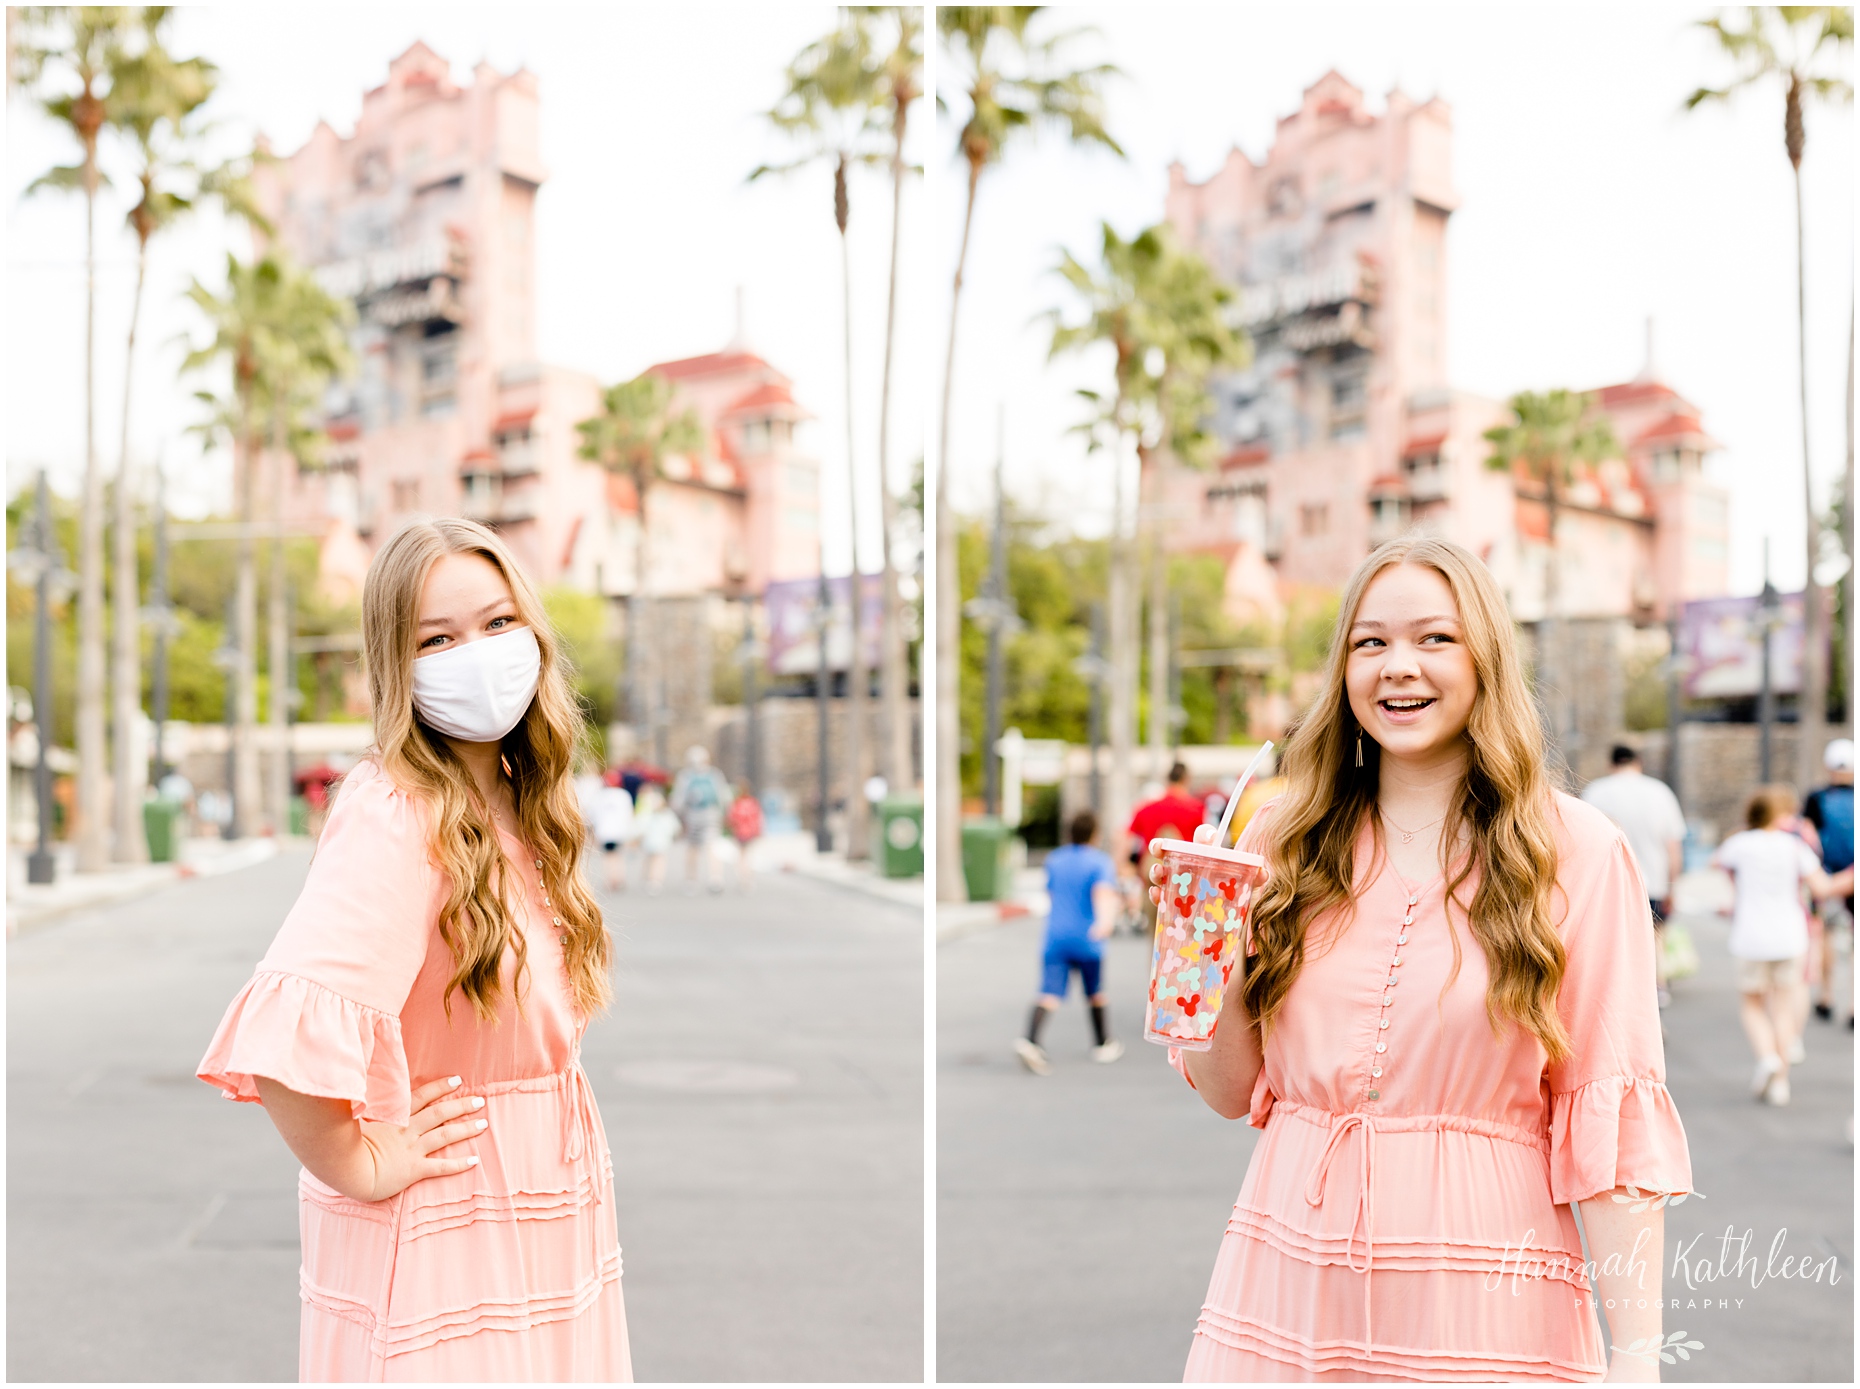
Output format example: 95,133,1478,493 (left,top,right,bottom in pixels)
1151,536,1692,1383
198,518,630,1382
1711,785,1838,1106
